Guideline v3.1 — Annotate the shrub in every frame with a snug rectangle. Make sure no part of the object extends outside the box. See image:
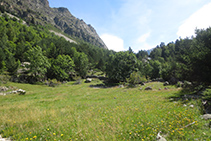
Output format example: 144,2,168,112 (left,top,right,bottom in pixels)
127,72,147,86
